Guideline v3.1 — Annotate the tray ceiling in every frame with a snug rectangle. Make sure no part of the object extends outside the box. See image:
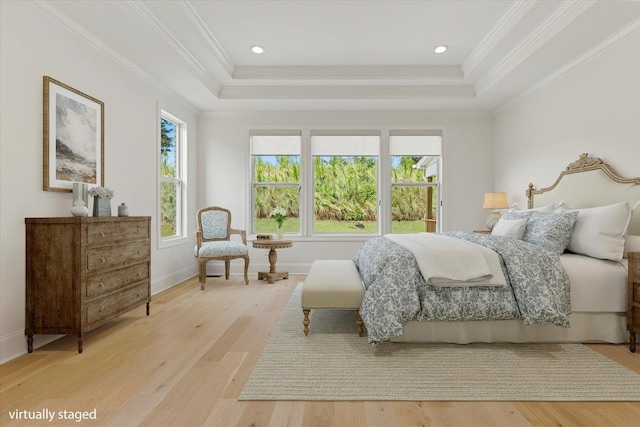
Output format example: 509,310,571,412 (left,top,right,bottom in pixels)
31,0,640,112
